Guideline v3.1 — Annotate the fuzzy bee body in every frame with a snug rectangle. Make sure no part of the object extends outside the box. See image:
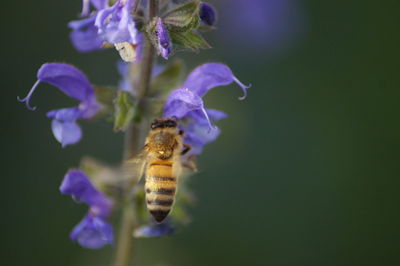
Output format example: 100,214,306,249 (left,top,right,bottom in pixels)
126,118,189,223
